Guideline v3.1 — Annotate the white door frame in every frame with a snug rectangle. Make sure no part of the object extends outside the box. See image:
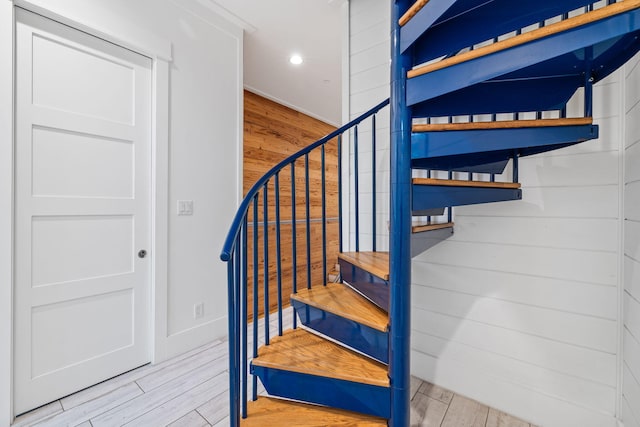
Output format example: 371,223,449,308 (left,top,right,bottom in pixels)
0,2,172,423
